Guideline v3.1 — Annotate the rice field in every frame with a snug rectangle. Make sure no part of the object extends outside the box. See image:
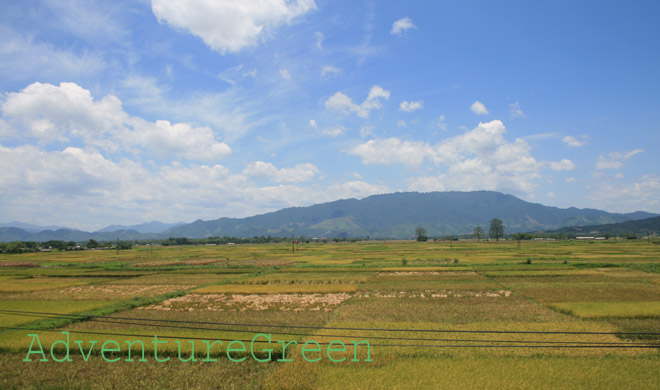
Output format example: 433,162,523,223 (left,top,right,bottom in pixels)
0,239,659,389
